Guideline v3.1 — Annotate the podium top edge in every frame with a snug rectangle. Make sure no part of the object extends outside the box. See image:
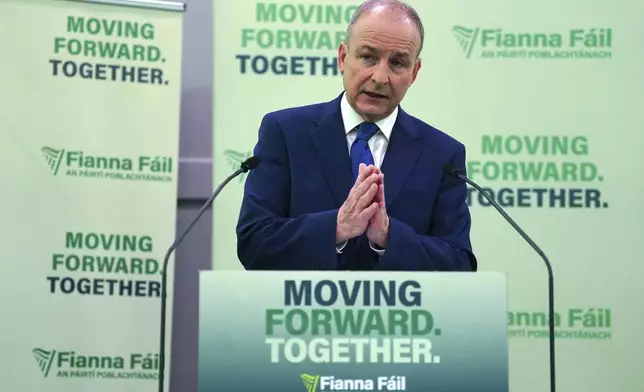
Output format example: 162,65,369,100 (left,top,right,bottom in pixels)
199,270,507,277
